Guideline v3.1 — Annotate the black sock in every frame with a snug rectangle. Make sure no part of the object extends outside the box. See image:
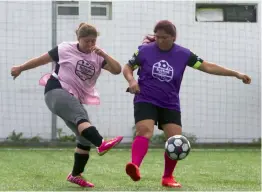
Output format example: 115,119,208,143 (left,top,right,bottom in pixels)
81,126,103,147
72,153,90,176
